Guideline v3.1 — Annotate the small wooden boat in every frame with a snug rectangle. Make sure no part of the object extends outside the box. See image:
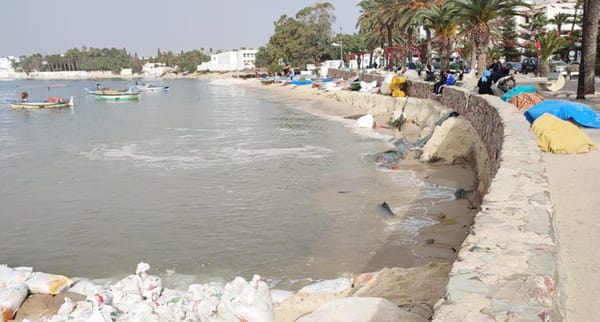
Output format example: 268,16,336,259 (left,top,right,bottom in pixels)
85,88,142,101
94,92,141,101
11,96,74,109
133,83,170,91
